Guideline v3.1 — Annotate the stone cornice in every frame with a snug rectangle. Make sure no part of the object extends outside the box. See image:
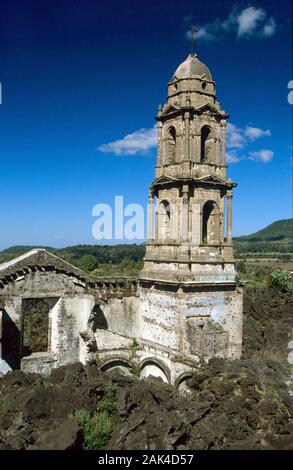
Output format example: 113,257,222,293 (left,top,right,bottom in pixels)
151,174,237,190
155,102,229,122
